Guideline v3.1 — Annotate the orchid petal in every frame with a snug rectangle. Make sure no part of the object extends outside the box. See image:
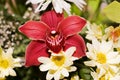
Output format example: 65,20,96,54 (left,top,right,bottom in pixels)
64,34,86,58
19,21,49,41
41,10,64,30
25,41,49,67
58,16,86,38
